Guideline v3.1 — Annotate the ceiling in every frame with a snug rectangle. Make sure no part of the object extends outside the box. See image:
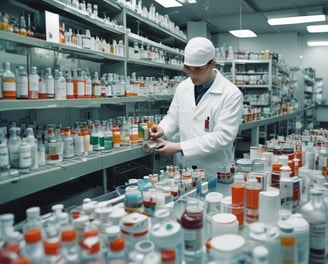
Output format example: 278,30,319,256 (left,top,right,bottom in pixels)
142,0,328,35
